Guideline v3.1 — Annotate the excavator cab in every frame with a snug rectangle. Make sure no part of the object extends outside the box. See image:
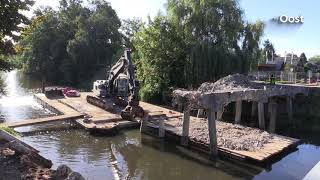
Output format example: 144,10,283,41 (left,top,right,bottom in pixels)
89,48,145,121
114,73,129,97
